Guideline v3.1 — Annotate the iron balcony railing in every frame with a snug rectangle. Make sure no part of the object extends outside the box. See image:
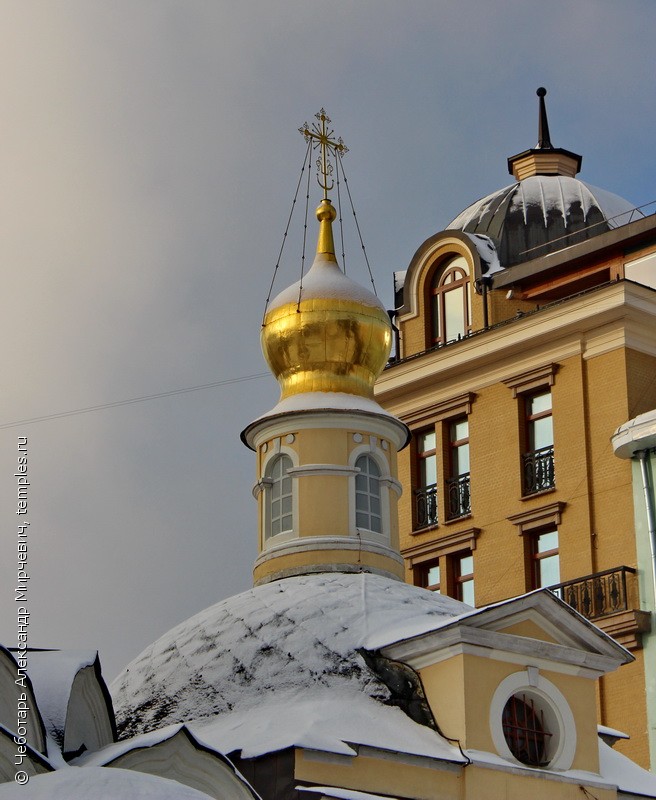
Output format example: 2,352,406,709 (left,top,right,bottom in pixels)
548,566,636,622
414,483,438,529
446,473,471,520
522,446,555,495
